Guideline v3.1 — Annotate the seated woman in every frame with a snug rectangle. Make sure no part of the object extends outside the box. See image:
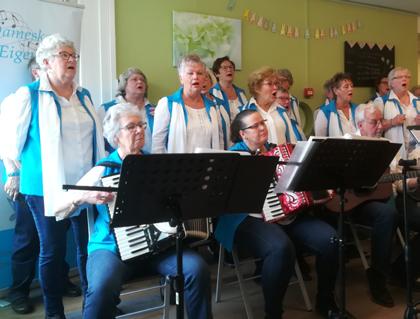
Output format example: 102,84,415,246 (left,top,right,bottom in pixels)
215,109,340,319
55,103,212,319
